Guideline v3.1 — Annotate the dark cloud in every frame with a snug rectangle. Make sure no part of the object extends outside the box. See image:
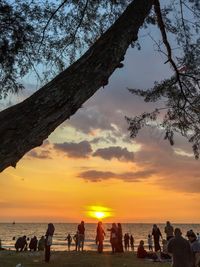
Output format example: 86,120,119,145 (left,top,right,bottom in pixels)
27,149,51,159
93,146,134,162
133,127,200,193
67,107,115,134
78,169,155,182
54,141,92,158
